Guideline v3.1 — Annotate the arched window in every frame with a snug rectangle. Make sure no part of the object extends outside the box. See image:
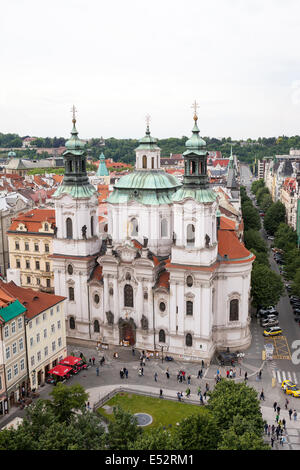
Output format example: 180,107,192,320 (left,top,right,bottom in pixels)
186,333,192,347
186,301,193,316
161,218,168,238
68,286,74,301
69,316,75,330
187,224,195,246
190,160,196,174
142,155,147,169
91,216,94,237
66,218,73,239
229,299,239,322
130,218,138,237
93,320,100,333
124,284,133,307
159,329,166,343
151,157,154,169
68,160,73,173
